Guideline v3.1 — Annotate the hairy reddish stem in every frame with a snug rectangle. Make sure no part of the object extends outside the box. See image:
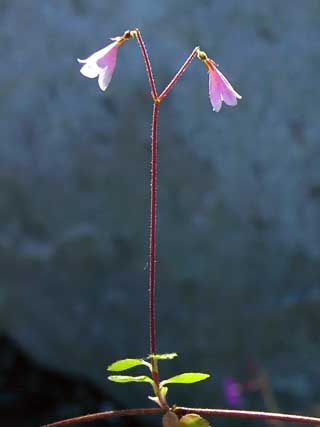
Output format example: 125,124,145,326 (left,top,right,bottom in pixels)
133,33,200,383
159,47,199,101
149,101,160,384
134,29,158,100
133,29,160,387
42,407,320,427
